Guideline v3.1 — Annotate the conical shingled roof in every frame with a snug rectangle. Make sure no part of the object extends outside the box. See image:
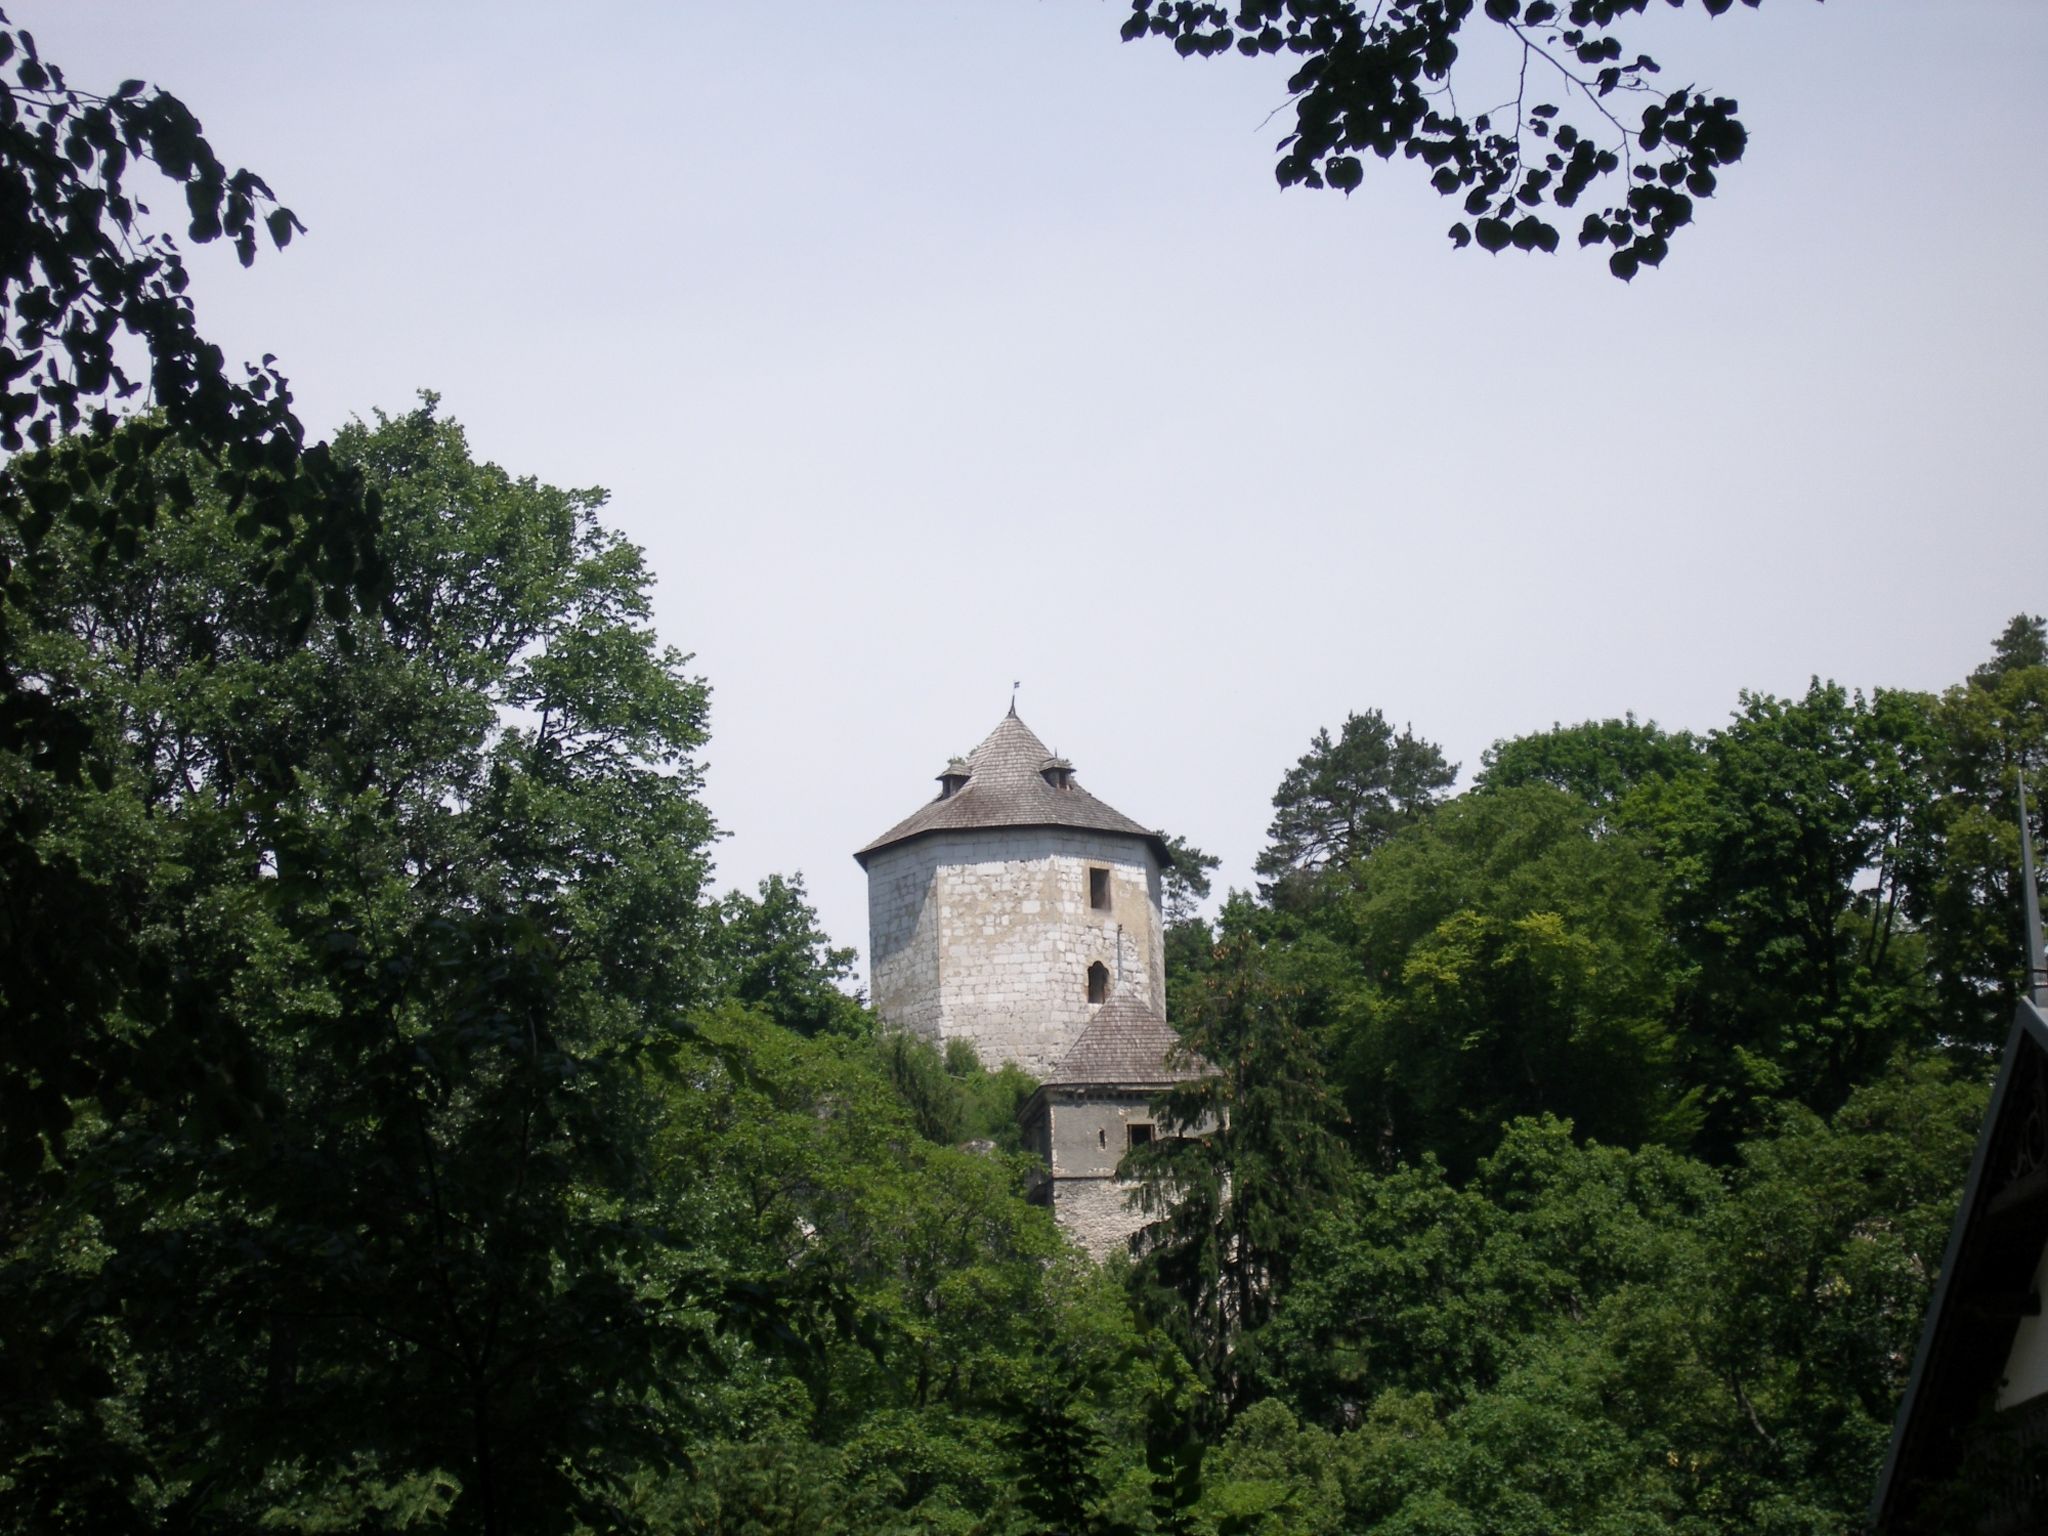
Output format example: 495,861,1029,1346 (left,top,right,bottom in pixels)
855,707,1170,865
1044,996,1210,1089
